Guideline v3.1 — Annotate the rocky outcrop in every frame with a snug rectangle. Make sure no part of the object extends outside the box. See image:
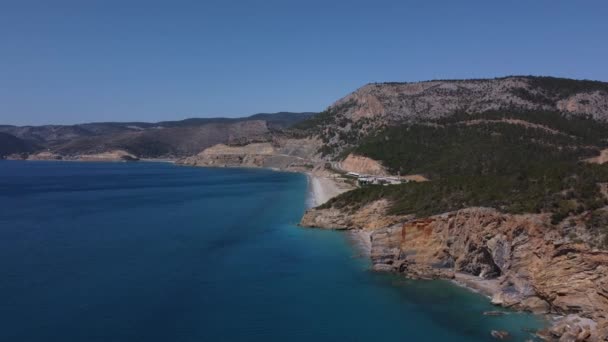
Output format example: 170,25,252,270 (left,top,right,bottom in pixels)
302,205,608,340
179,142,275,168
557,91,608,122
339,153,388,175
367,208,608,340
300,199,407,230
